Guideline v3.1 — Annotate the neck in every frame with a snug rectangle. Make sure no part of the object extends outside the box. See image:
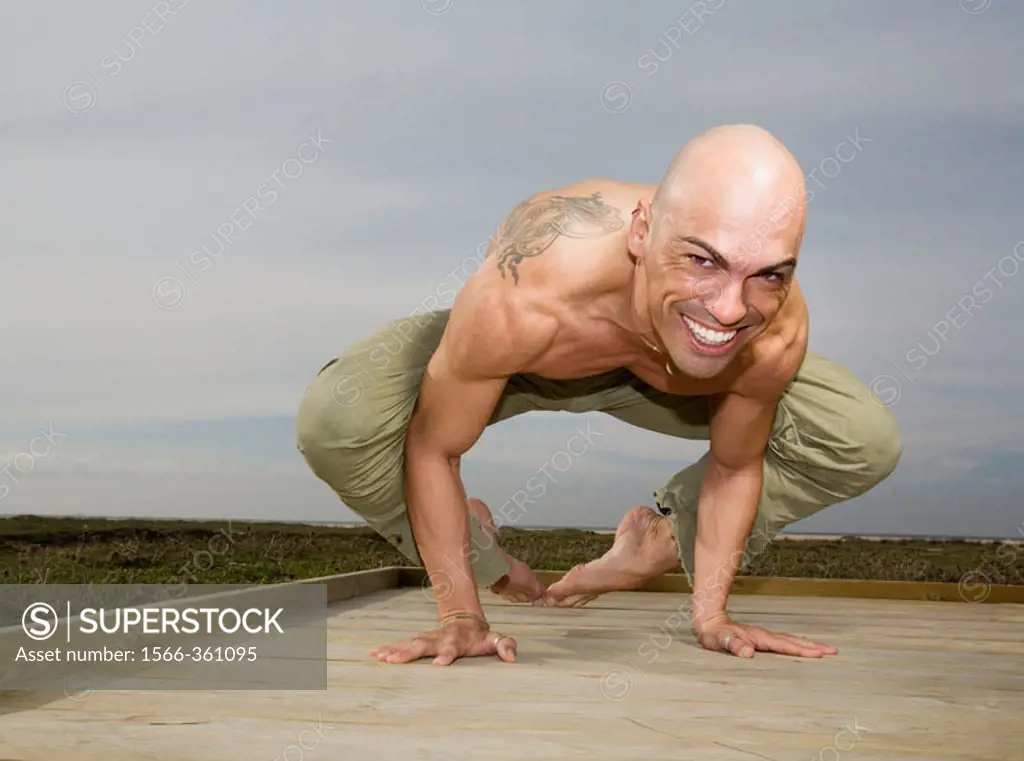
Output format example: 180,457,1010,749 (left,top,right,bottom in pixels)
626,259,658,350
626,258,677,374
